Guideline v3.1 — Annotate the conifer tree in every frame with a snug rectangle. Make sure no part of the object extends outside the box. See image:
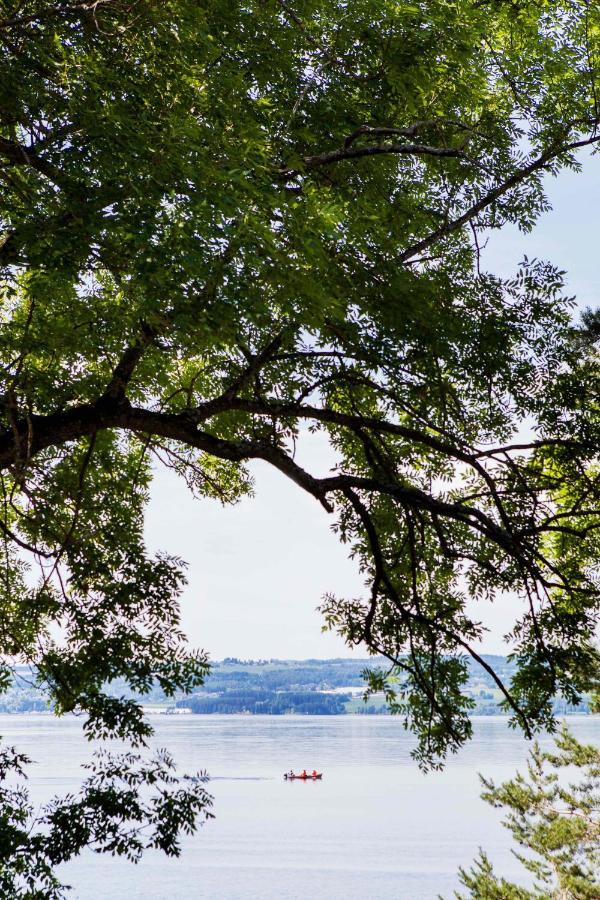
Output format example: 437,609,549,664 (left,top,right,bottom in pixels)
455,726,600,900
